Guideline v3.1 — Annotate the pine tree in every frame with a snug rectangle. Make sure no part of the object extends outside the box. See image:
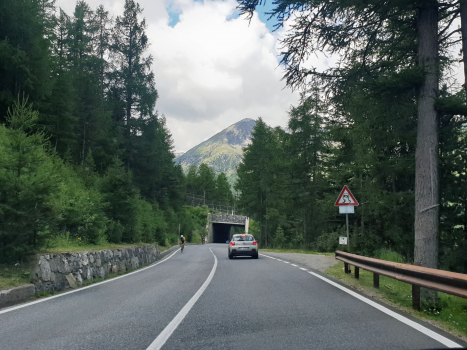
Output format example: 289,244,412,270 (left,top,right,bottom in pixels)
109,0,158,170
0,0,54,123
0,100,58,262
216,173,233,204
287,93,329,246
236,0,463,301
